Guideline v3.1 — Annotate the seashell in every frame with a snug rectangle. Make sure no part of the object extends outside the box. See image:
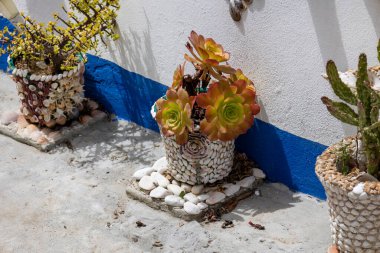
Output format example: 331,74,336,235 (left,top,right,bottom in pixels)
28,85,36,91
63,71,68,78
68,70,73,77
36,61,48,69
46,75,52,82
12,68,17,75
38,91,43,95
40,75,46,82
30,74,36,81
57,74,63,80
23,78,29,84
22,107,29,115
51,82,58,89
52,75,57,81
32,94,37,100
43,99,51,107
22,69,28,78
43,114,51,122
